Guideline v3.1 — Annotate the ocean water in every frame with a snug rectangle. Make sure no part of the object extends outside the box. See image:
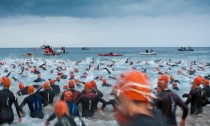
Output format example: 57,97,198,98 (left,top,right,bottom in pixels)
0,47,210,126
